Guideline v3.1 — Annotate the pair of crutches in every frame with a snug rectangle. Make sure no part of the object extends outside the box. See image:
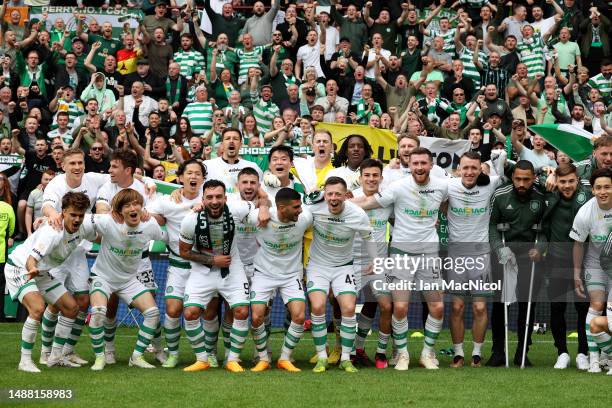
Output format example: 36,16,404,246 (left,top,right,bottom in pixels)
497,223,540,369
